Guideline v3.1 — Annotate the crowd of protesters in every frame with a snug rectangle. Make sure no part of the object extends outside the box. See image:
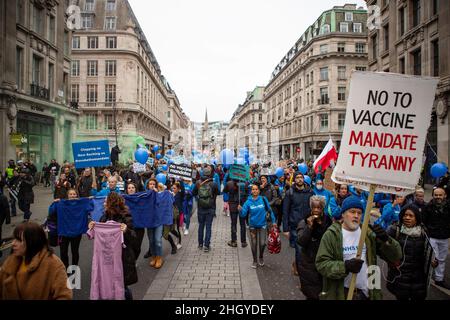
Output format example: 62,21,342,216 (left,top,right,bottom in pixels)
0,155,449,300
